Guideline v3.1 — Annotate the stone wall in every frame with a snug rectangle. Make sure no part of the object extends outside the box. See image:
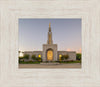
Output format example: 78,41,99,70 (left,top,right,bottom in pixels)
23,51,42,61
58,51,76,61
43,44,58,61
23,50,76,61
